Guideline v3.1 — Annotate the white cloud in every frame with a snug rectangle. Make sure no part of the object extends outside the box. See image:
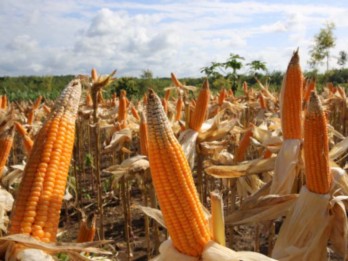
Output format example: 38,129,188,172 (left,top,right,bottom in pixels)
0,0,347,76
